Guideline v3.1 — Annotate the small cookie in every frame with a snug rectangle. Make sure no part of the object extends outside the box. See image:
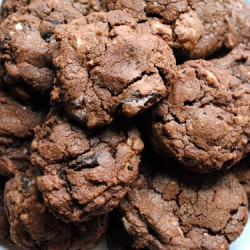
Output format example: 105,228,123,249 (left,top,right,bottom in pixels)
232,156,250,196
0,180,9,241
118,157,248,250
53,10,176,128
151,45,250,173
0,88,45,178
4,168,108,250
31,108,144,223
103,0,250,59
0,0,82,100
